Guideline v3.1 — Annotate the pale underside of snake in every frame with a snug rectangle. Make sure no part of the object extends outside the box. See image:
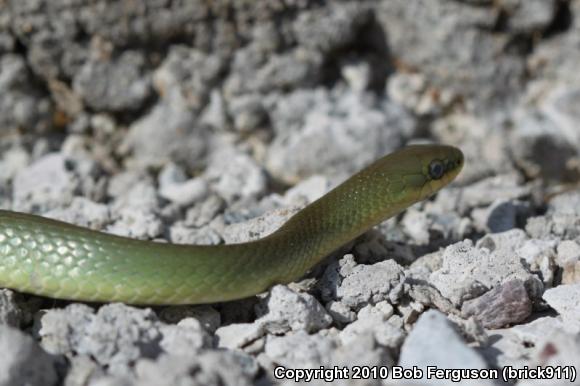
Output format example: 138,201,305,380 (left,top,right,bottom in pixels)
0,145,463,305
